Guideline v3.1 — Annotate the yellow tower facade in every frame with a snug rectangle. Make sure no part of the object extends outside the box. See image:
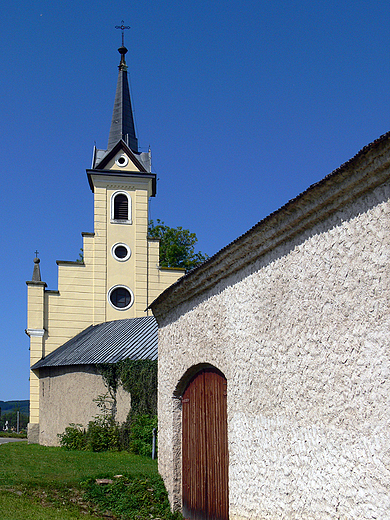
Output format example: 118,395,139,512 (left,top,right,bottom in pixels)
26,44,183,443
